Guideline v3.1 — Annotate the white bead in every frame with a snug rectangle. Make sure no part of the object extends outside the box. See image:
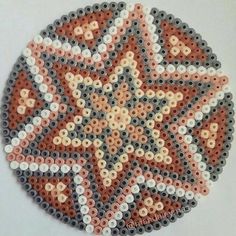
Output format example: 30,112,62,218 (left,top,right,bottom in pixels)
202,171,210,180
114,17,123,27
114,211,123,220
178,126,187,135
82,49,91,58
195,111,203,120
166,64,176,73
155,54,163,63
34,35,43,44
61,164,70,173
152,43,161,53
83,214,91,224
157,183,166,192
209,98,217,107
148,24,156,33
29,163,39,171
177,65,187,73
120,9,129,19
25,124,34,133
86,225,94,233
109,26,117,35
43,37,52,46
156,65,165,73
184,135,193,144
78,195,87,205
22,48,32,57
52,39,62,49
72,46,81,55
103,34,112,44
186,118,195,128
41,109,50,118
147,179,156,188
20,162,29,171
176,188,185,197
151,34,159,43
39,163,49,172
74,175,83,184
185,191,194,200
216,69,223,76
50,164,59,173
39,84,48,93
50,102,59,111
32,117,42,126
11,137,20,146
102,227,111,236
10,161,19,169
18,131,27,139
92,53,101,62
98,44,107,53
131,184,140,194
34,74,44,83
193,153,202,162
201,105,210,113
108,219,117,228
222,84,230,93
125,194,134,203
81,205,89,214
189,144,197,153
26,57,35,66
207,67,216,76
197,66,207,75
166,185,176,195
120,203,129,212
30,66,39,74
62,42,71,51
145,15,154,24
136,175,145,184
76,185,85,195
198,162,206,171
4,144,13,153
187,65,197,74
44,93,53,102
72,164,81,173
216,91,224,100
